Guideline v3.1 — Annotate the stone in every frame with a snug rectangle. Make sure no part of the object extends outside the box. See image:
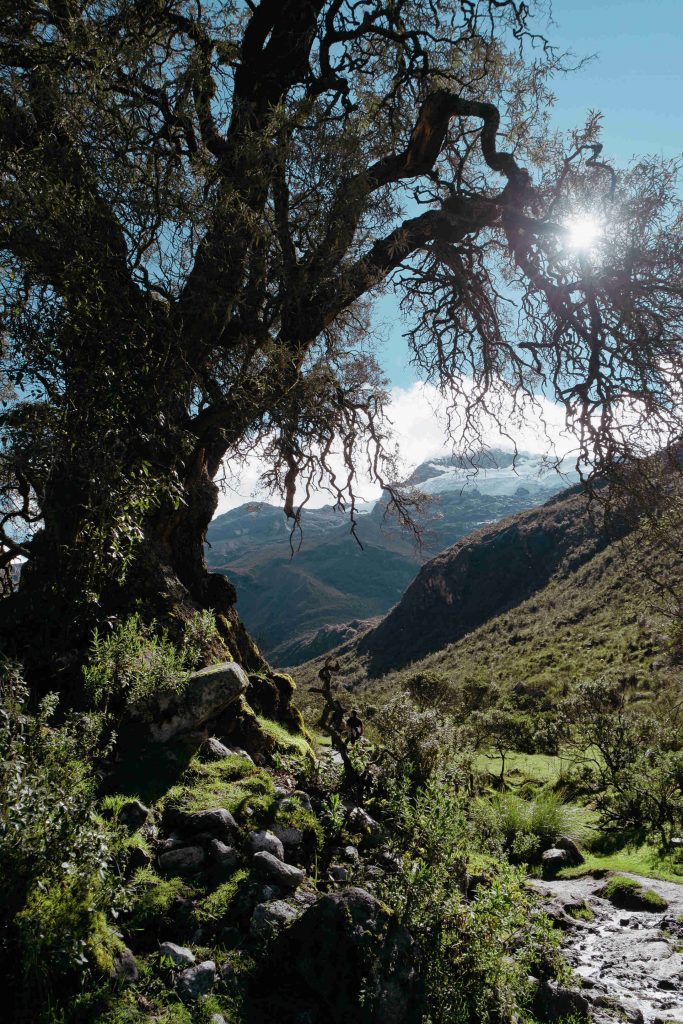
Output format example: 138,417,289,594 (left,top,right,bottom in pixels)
179,807,239,844
118,799,150,830
158,845,205,873
208,839,240,873
176,960,216,1001
255,887,417,1024
533,979,591,1021
329,864,349,883
250,899,299,939
273,824,304,849
248,829,285,860
553,835,584,867
111,947,139,983
541,848,569,876
211,1016,228,1024
253,850,305,888
159,941,195,967
202,736,232,760
150,662,248,742
348,806,381,845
